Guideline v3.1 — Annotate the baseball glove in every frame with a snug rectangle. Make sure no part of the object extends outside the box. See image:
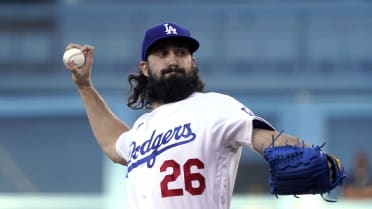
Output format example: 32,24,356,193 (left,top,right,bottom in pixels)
263,137,346,201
